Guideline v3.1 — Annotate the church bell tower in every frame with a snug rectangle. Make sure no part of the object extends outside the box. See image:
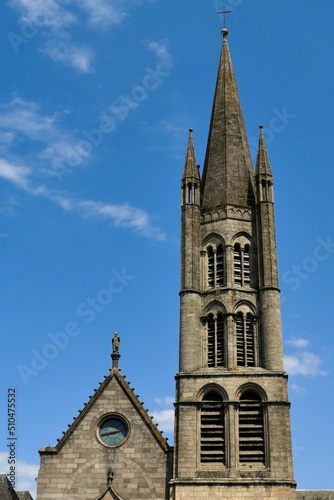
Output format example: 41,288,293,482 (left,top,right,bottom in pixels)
170,28,296,499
